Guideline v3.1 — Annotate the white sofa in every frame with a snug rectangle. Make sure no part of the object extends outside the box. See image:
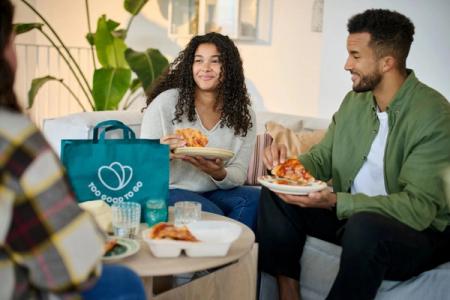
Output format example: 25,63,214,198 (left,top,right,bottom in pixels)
42,110,329,156
42,110,450,300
